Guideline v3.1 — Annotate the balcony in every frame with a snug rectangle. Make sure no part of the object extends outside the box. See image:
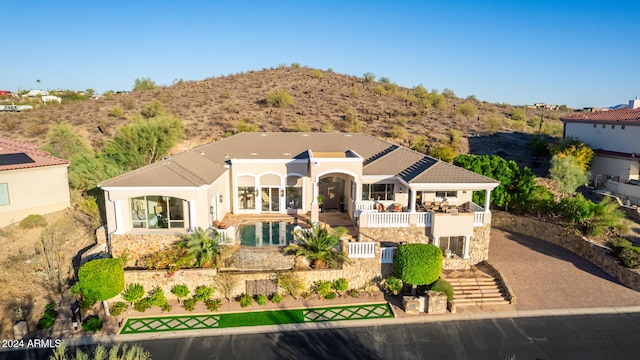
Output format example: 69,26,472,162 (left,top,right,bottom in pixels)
356,201,488,229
